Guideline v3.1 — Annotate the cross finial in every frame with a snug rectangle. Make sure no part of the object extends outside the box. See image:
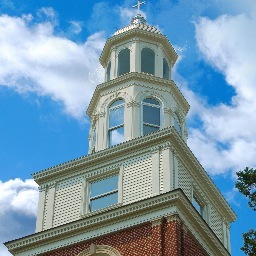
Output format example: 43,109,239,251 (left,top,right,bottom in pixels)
132,0,146,15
